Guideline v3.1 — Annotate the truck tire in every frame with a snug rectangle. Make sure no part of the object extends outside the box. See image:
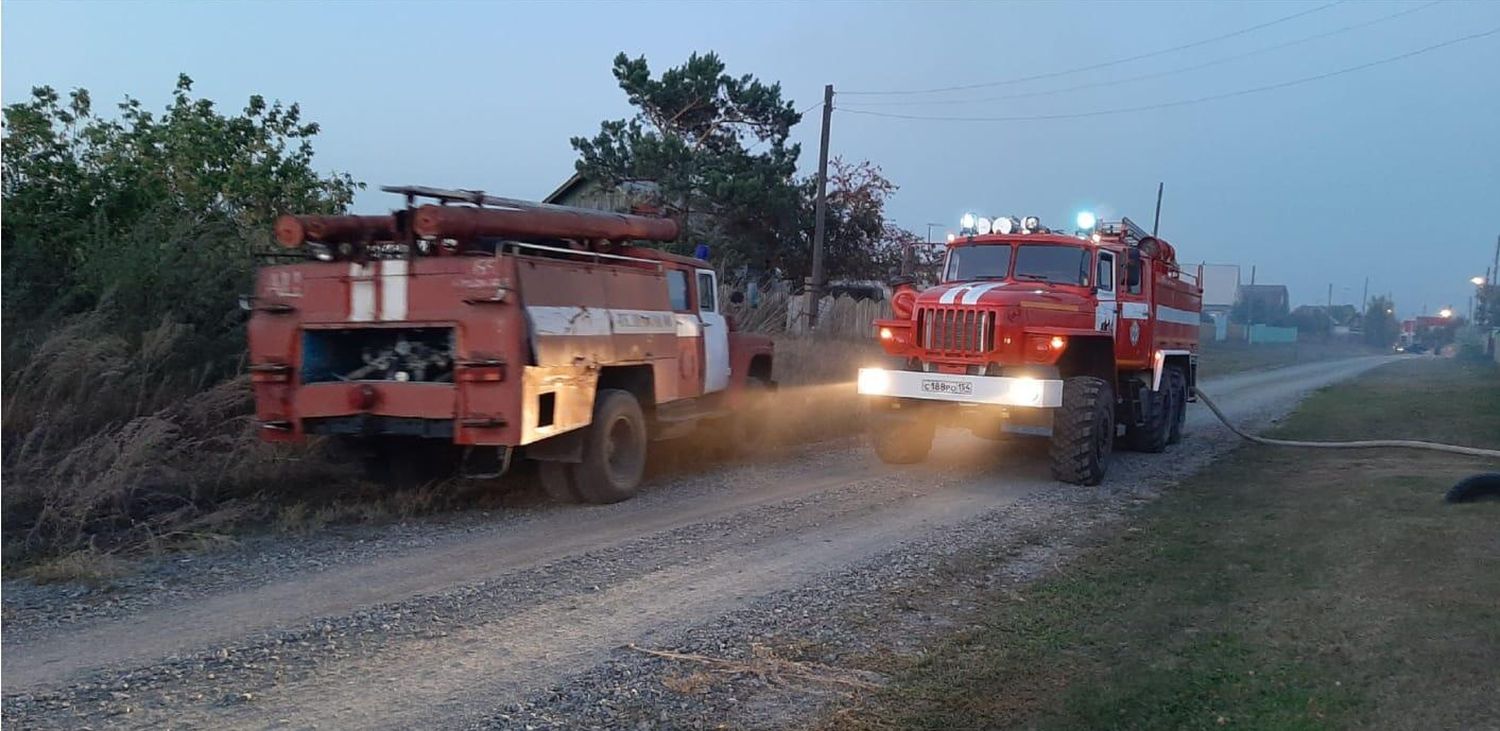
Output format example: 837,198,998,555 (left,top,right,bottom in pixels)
1050,377,1114,486
871,410,935,464
1124,377,1170,453
572,389,649,504
1166,367,1187,445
